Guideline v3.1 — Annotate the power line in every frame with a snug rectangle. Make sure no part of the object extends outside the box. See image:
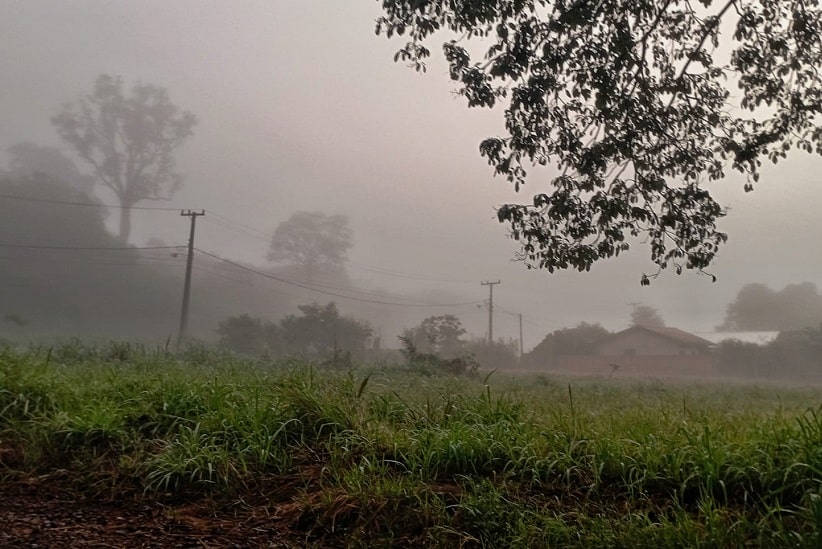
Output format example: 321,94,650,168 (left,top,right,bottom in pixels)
205,211,272,240
2,192,481,287
202,210,478,285
202,216,271,243
0,243,183,251
0,192,182,211
0,253,184,267
347,262,476,284
255,268,462,302
195,247,484,308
